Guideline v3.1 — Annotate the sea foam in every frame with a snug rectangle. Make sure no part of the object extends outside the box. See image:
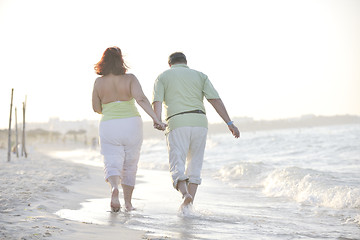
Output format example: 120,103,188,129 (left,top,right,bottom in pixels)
262,167,360,209
216,162,269,188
